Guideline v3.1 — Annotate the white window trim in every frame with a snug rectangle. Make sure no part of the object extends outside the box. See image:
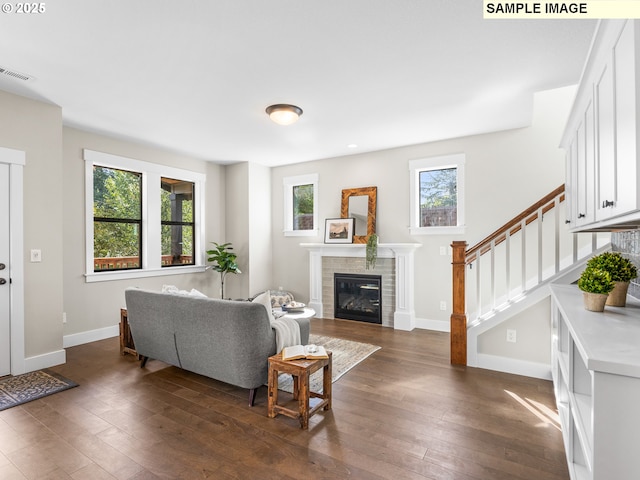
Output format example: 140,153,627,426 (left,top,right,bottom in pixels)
283,173,319,237
409,153,466,235
84,149,207,283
